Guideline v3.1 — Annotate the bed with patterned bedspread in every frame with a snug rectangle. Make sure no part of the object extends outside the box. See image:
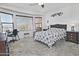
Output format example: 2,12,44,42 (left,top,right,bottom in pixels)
34,28,66,48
